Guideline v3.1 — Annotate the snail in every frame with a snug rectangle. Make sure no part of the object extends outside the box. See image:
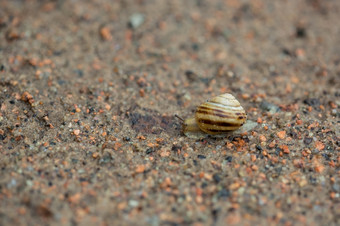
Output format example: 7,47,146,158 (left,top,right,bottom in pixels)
176,93,247,136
